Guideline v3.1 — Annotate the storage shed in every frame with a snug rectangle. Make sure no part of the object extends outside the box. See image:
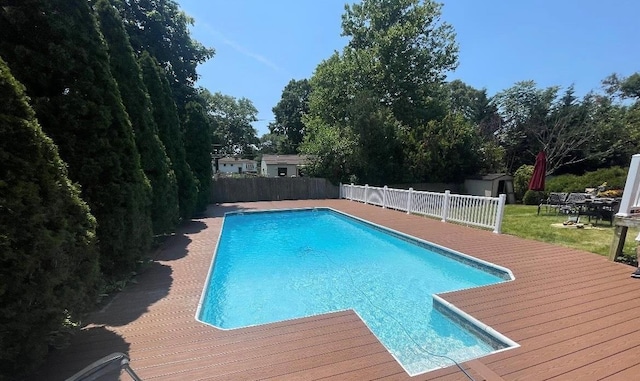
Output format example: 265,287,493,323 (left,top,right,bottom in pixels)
464,173,516,203
260,155,309,177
